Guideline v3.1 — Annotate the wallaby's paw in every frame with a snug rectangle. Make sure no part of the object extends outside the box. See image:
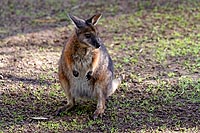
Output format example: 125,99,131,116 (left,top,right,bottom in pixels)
93,113,103,120
86,71,93,80
93,109,104,120
56,107,65,116
93,113,98,120
56,104,74,116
